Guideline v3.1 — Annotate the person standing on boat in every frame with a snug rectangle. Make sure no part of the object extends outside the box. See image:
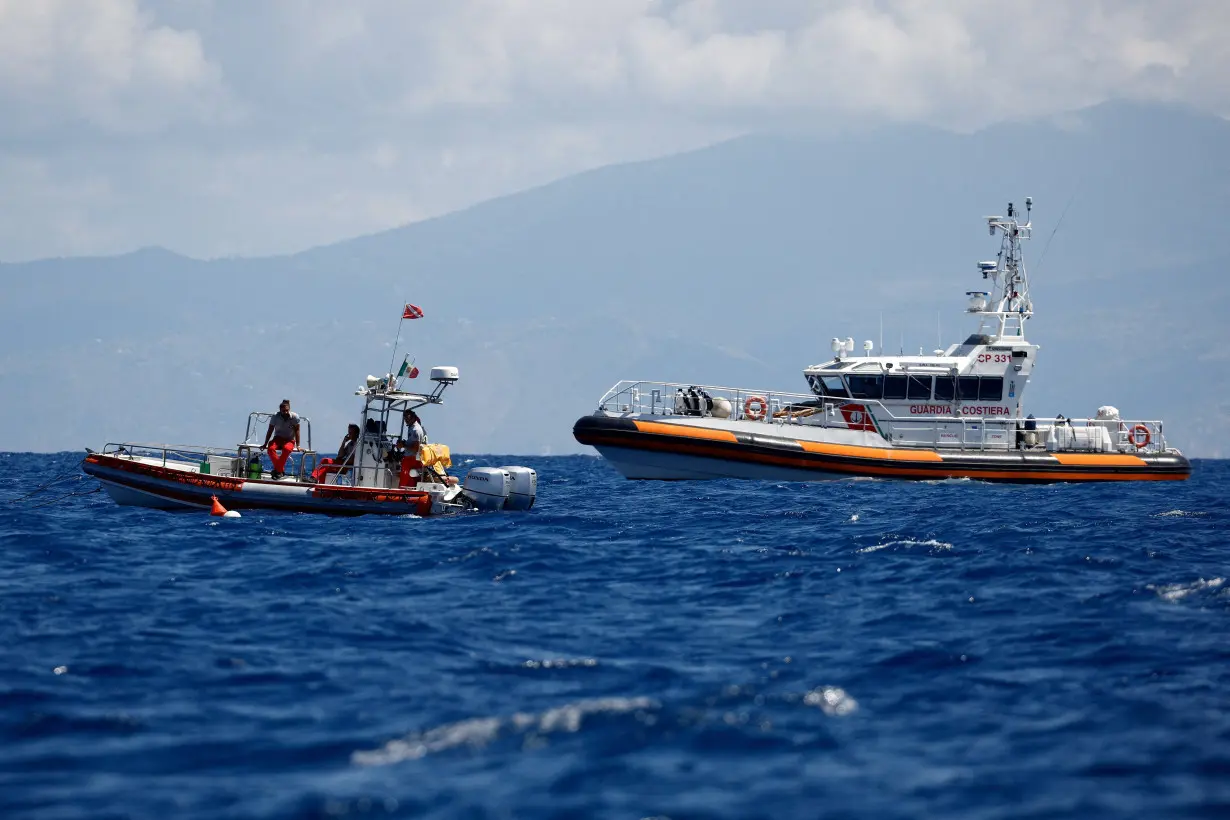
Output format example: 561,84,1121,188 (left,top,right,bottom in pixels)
401,409,425,451
335,423,360,473
262,399,301,480
393,409,428,487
